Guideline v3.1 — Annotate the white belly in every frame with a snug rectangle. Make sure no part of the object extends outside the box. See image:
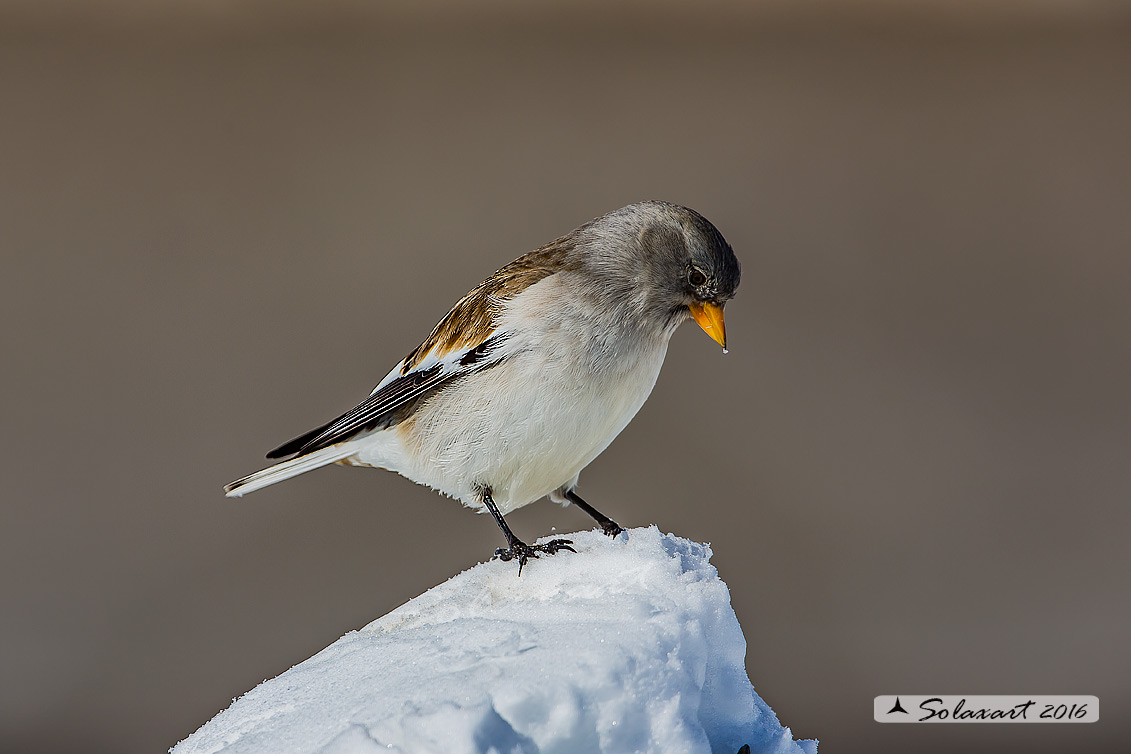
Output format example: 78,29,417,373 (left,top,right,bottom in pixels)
348,335,668,515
